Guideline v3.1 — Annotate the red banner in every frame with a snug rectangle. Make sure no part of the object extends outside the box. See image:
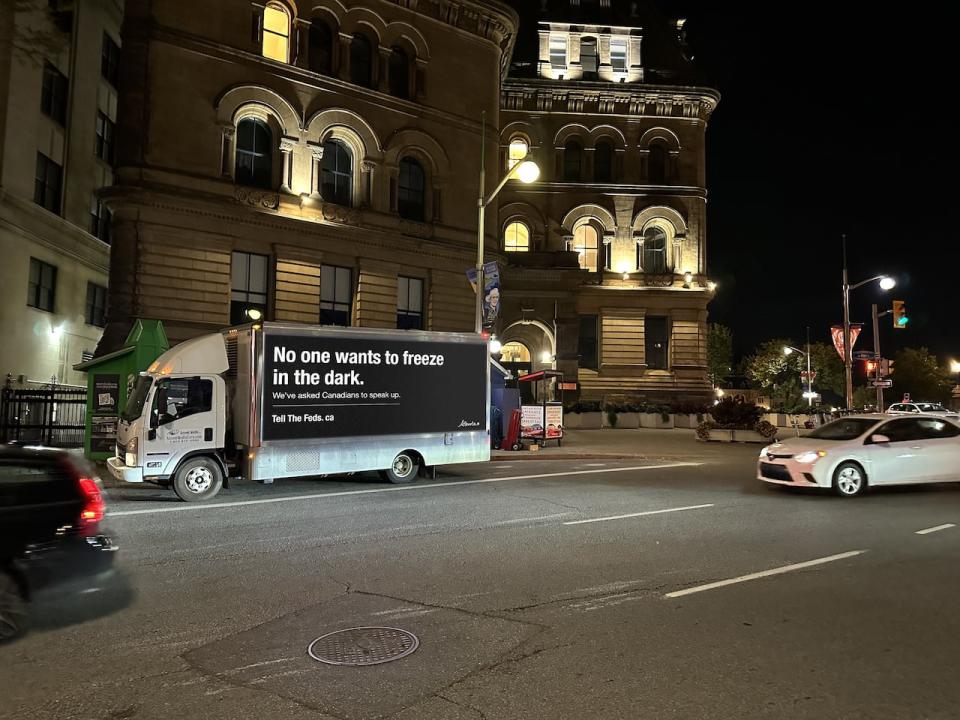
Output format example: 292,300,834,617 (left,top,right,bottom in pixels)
831,324,863,360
